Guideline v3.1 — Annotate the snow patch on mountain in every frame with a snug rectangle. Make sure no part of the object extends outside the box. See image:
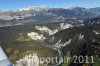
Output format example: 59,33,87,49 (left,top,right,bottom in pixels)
93,30,100,34
60,23,73,29
55,39,72,48
79,33,84,40
27,32,46,41
63,39,72,47
27,23,73,41
17,6,49,12
35,23,73,35
35,26,59,35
